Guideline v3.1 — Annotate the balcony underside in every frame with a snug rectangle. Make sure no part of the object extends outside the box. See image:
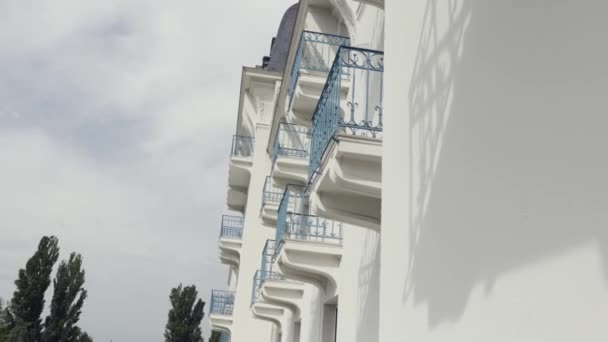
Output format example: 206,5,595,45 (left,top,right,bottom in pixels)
274,240,342,292
218,239,242,268
260,280,305,319
288,74,350,125
309,134,382,229
227,157,252,212
261,203,279,225
251,302,286,330
209,314,233,336
272,156,309,186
